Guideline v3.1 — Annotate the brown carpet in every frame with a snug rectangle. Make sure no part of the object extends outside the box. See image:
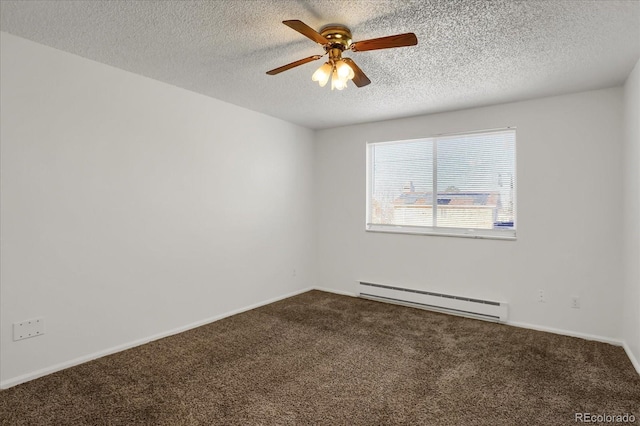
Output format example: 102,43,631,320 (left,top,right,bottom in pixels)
1,290,639,425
